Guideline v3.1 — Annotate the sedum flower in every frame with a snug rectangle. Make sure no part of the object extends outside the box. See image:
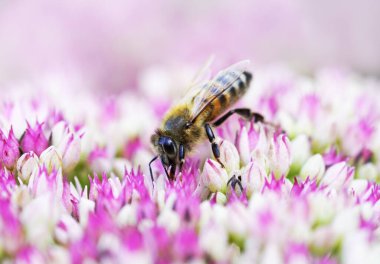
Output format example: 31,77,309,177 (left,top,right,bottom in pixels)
357,163,378,181
39,146,63,172
20,122,49,156
300,154,326,181
290,134,311,171
17,151,39,181
268,132,291,179
201,159,229,193
320,162,355,191
0,128,20,169
1,60,380,263
240,161,267,196
51,121,81,170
